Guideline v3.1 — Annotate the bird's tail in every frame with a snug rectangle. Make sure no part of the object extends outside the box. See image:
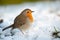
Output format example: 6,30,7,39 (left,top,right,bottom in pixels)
2,24,13,31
